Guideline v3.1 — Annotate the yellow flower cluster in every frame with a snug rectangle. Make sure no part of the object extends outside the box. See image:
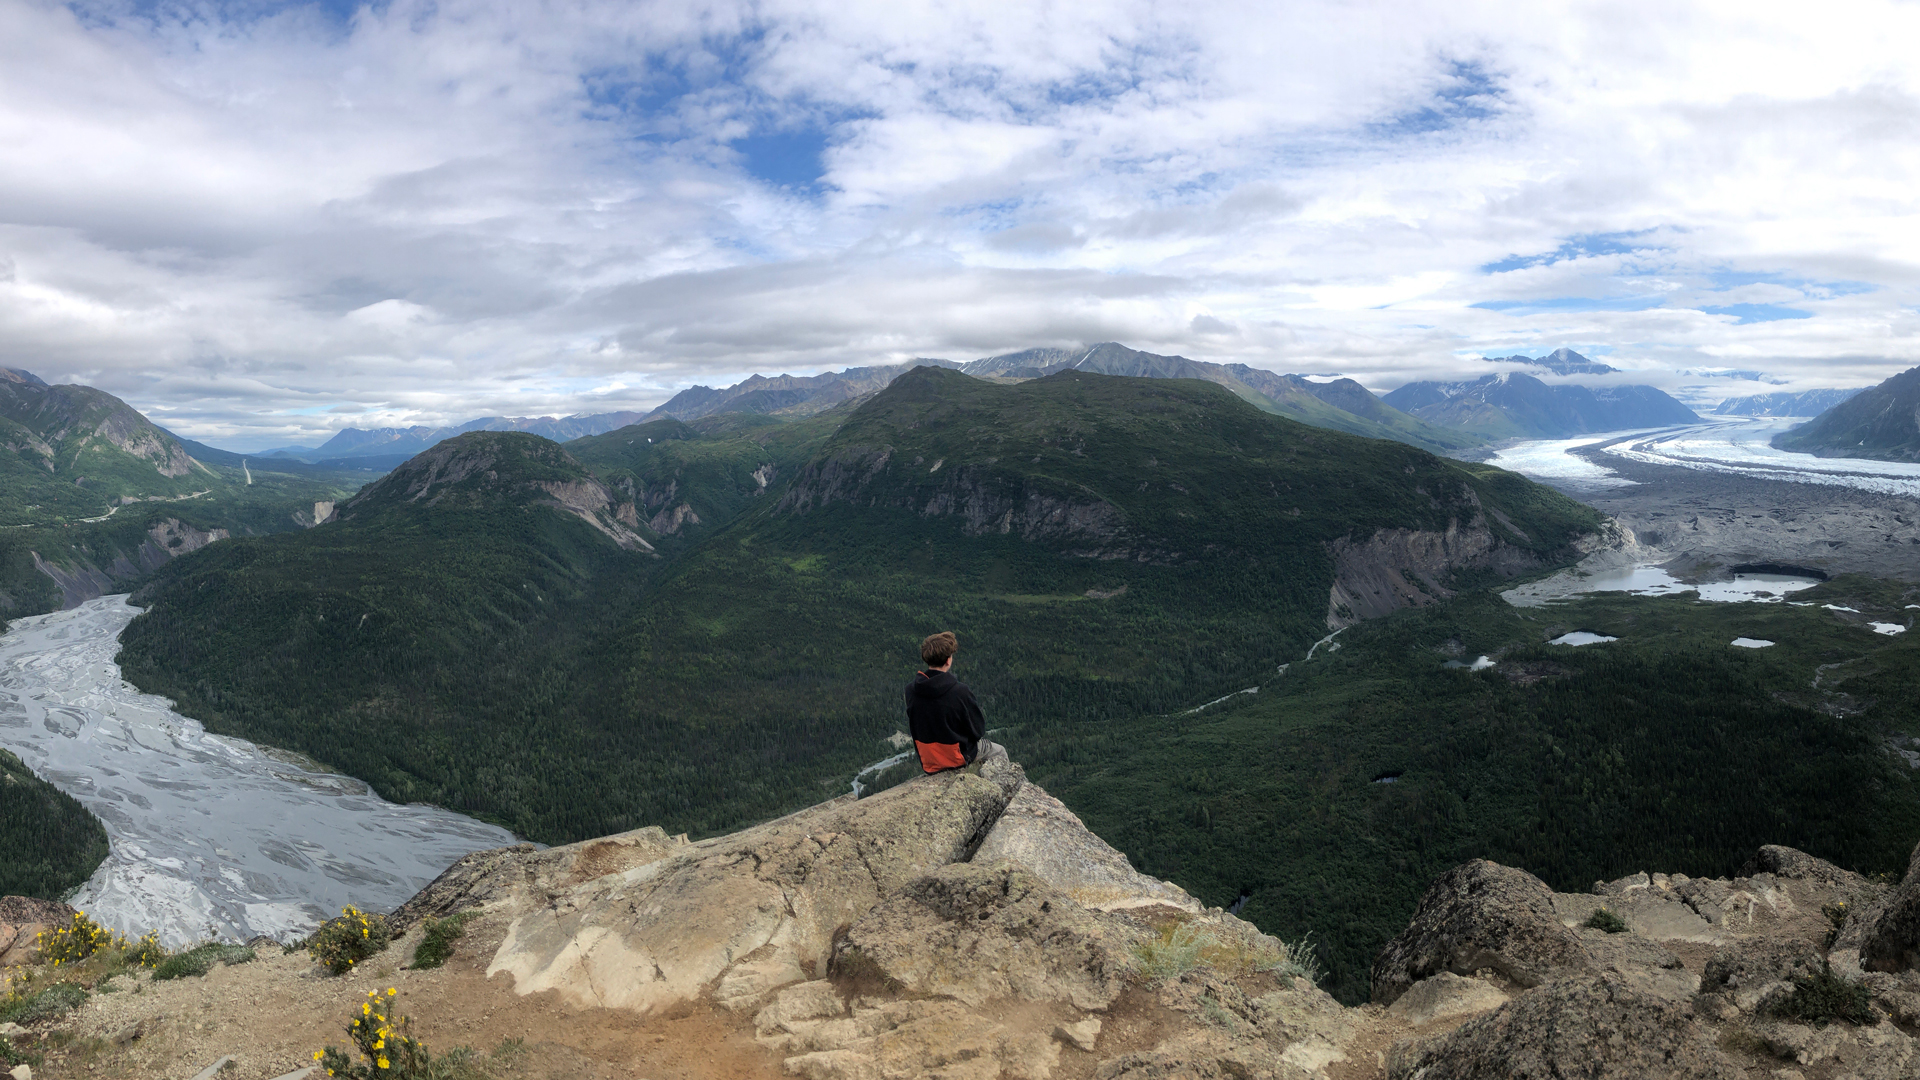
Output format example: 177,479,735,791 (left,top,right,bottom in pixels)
307,906,392,976
314,988,431,1080
36,911,126,967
